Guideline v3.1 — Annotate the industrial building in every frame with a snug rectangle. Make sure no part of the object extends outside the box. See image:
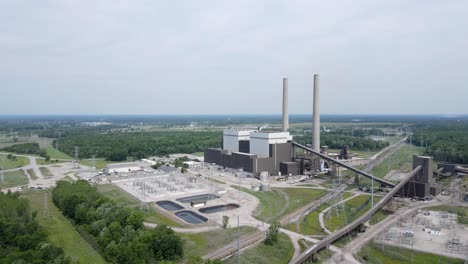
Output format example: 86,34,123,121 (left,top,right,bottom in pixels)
205,130,294,176
205,76,322,176
399,155,443,198
104,162,142,174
